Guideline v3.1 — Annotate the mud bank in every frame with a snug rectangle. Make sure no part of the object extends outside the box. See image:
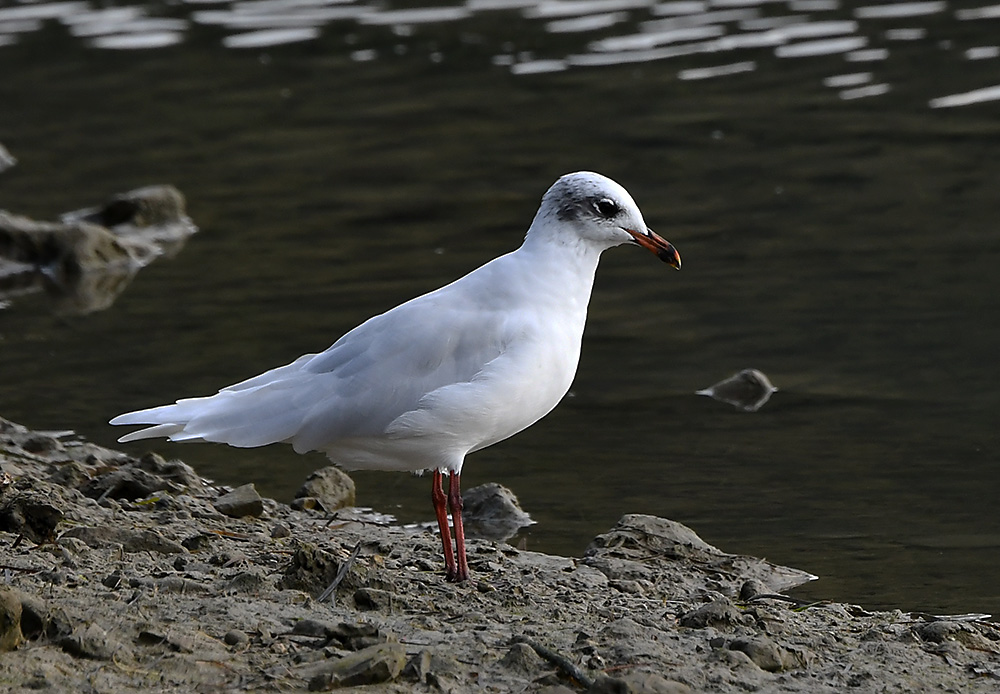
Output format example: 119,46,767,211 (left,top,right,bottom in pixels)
1,415,999,693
